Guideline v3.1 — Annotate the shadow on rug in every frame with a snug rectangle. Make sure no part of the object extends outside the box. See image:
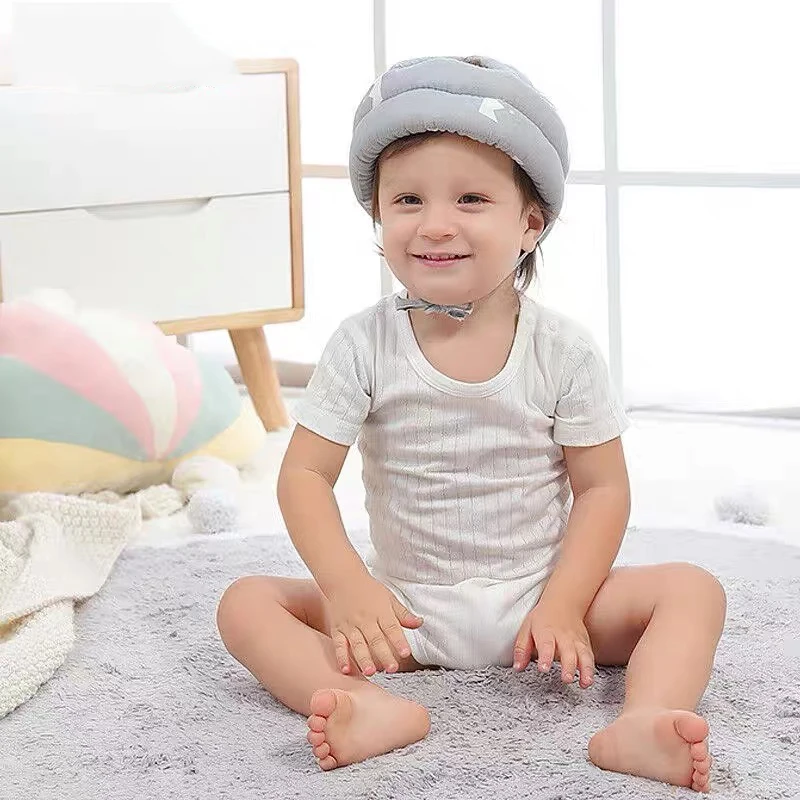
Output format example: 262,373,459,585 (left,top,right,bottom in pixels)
2,527,799,799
